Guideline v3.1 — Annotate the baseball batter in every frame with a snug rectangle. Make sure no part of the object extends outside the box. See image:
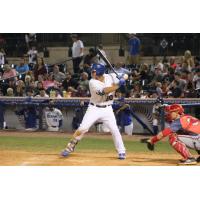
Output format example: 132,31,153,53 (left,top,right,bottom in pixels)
141,104,200,165
61,63,126,159
44,100,63,131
